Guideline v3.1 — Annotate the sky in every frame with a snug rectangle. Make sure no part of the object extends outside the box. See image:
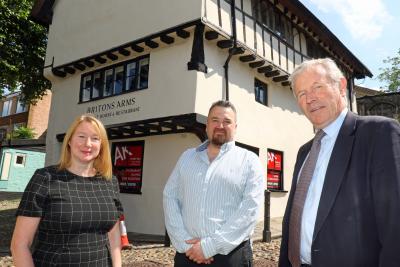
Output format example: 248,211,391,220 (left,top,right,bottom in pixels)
299,0,400,90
